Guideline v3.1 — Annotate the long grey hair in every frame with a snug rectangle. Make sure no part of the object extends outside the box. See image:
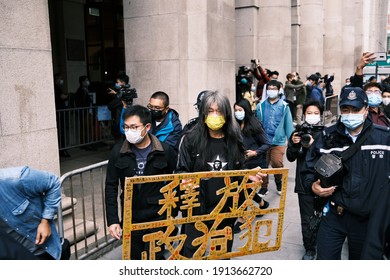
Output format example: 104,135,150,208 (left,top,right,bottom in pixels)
185,90,245,169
